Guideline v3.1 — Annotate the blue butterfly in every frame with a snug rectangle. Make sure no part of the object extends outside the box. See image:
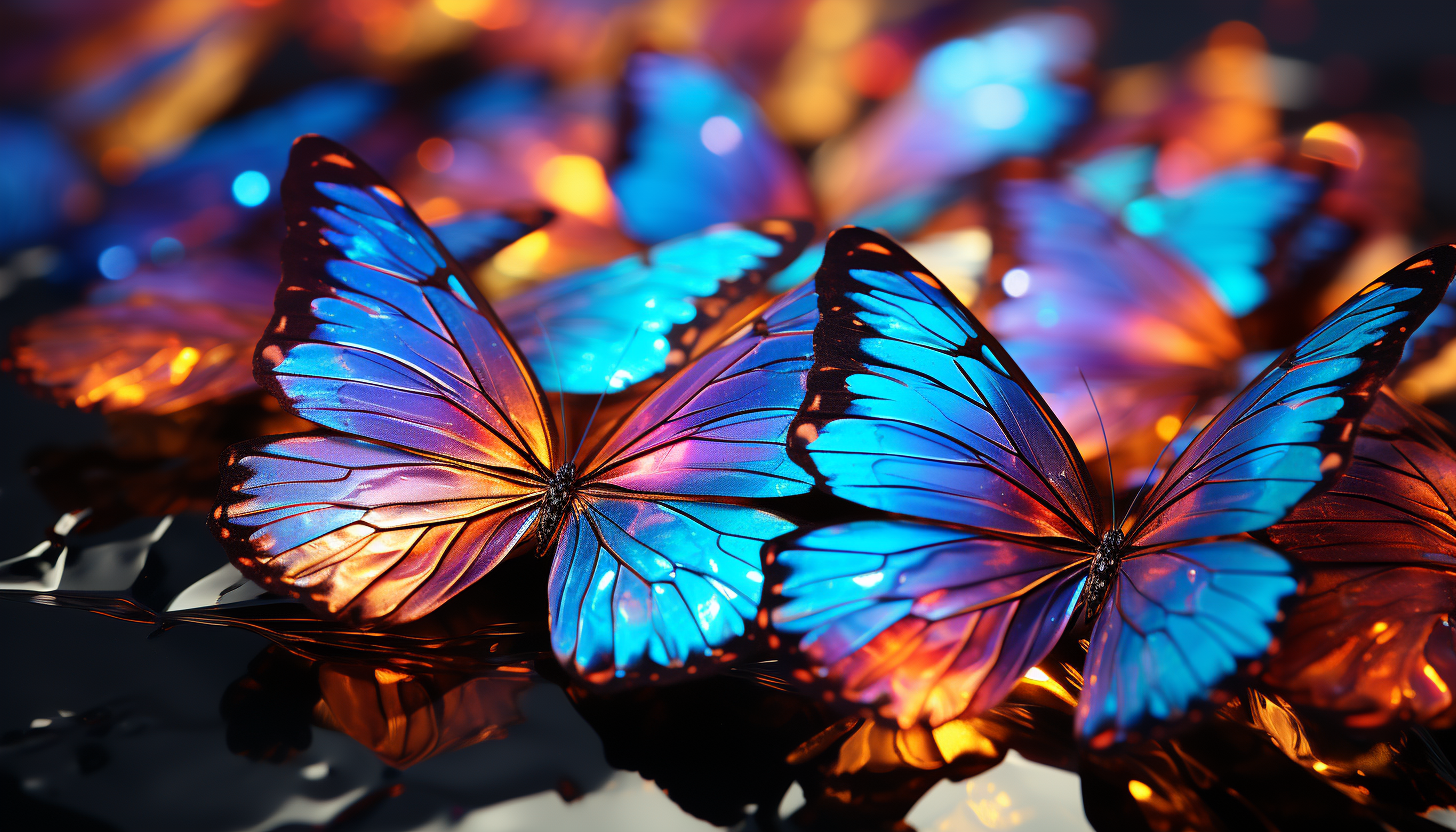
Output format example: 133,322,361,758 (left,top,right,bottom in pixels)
495,219,811,396
213,136,814,684
767,227,1454,745
1068,145,1332,316
611,52,817,246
